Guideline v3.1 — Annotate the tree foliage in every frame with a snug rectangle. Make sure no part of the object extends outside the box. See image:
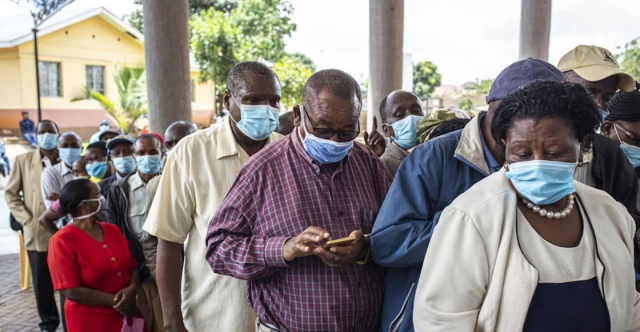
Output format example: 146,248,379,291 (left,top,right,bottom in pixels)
272,55,314,110
458,97,473,111
618,37,640,82
413,61,442,99
72,67,147,134
475,78,493,95
190,0,296,111
124,0,237,33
